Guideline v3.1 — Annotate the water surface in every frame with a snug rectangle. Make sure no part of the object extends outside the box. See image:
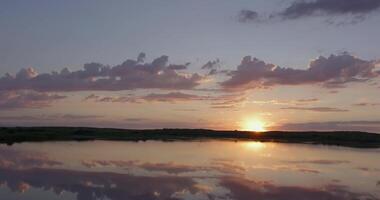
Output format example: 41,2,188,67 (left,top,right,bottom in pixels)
0,141,379,200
